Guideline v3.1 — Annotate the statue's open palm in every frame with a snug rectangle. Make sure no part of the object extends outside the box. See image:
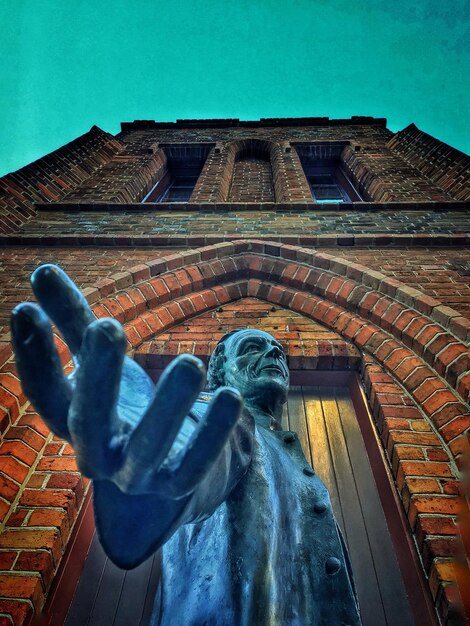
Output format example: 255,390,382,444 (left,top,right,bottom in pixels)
11,265,242,498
